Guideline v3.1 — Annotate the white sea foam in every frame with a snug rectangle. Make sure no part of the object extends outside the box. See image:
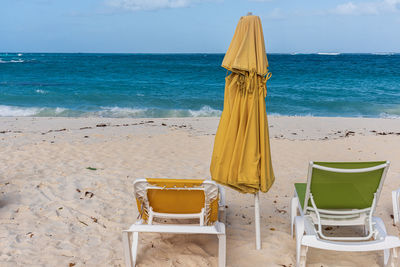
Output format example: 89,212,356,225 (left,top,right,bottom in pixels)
317,52,340,55
189,105,222,117
0,105,68,117
379,113,400,119
35,89,48,94
54,107,66,114
0,58,25,63
97,105,222,118
98,107,148,117
379,106,400,118
372,52,396,56
0,105,42,117
269,112,317,118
